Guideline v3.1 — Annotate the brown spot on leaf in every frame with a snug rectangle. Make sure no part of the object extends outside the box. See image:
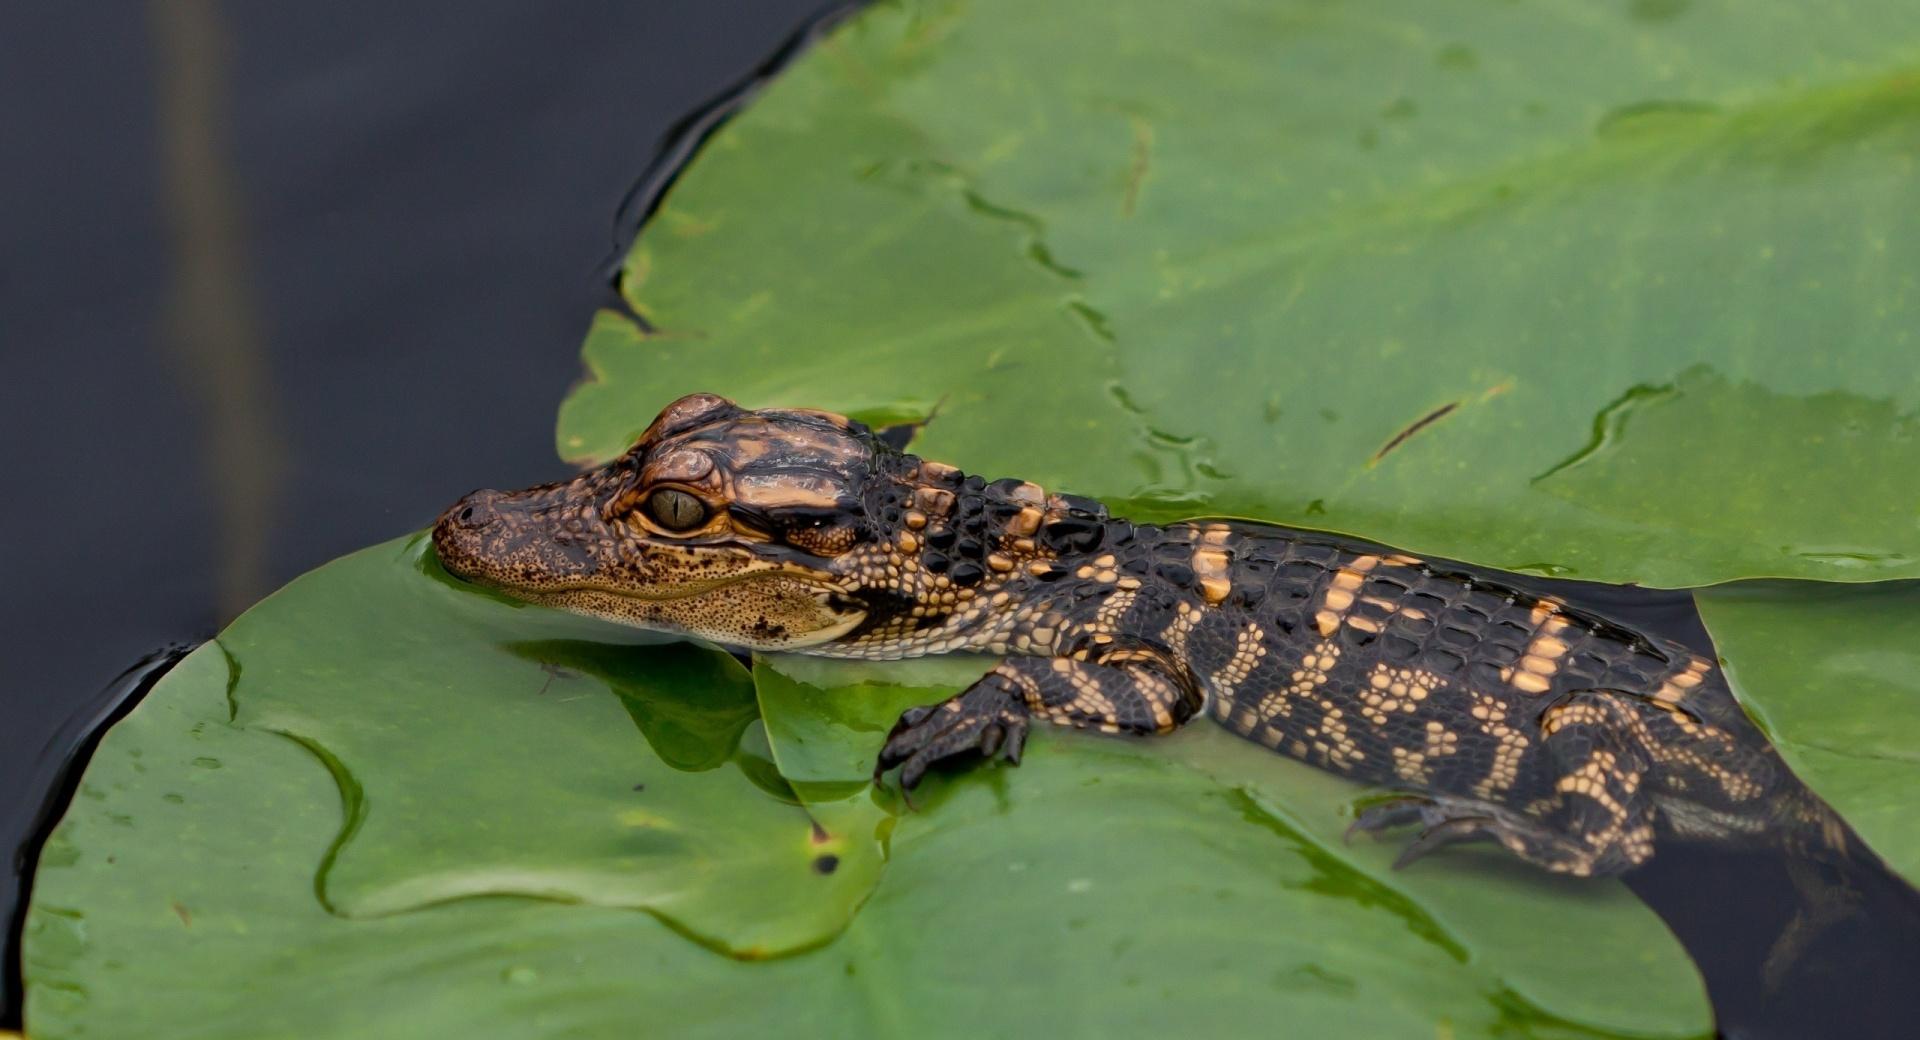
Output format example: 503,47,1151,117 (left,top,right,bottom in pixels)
1371,402,1459,464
